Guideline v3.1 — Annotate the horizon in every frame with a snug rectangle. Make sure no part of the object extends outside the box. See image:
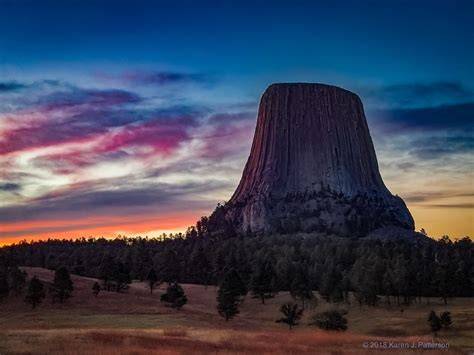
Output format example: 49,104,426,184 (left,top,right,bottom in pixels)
1,0,473,244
